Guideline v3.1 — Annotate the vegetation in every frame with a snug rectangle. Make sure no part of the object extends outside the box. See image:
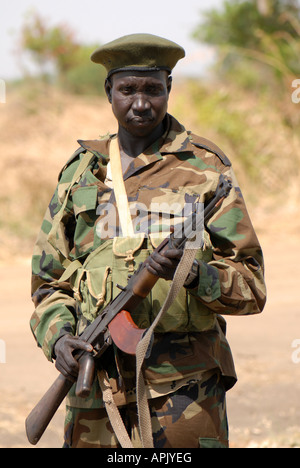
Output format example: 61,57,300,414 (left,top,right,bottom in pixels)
191,0,300,122
19,11,106,95
185,0,300,198
193,0,300,81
